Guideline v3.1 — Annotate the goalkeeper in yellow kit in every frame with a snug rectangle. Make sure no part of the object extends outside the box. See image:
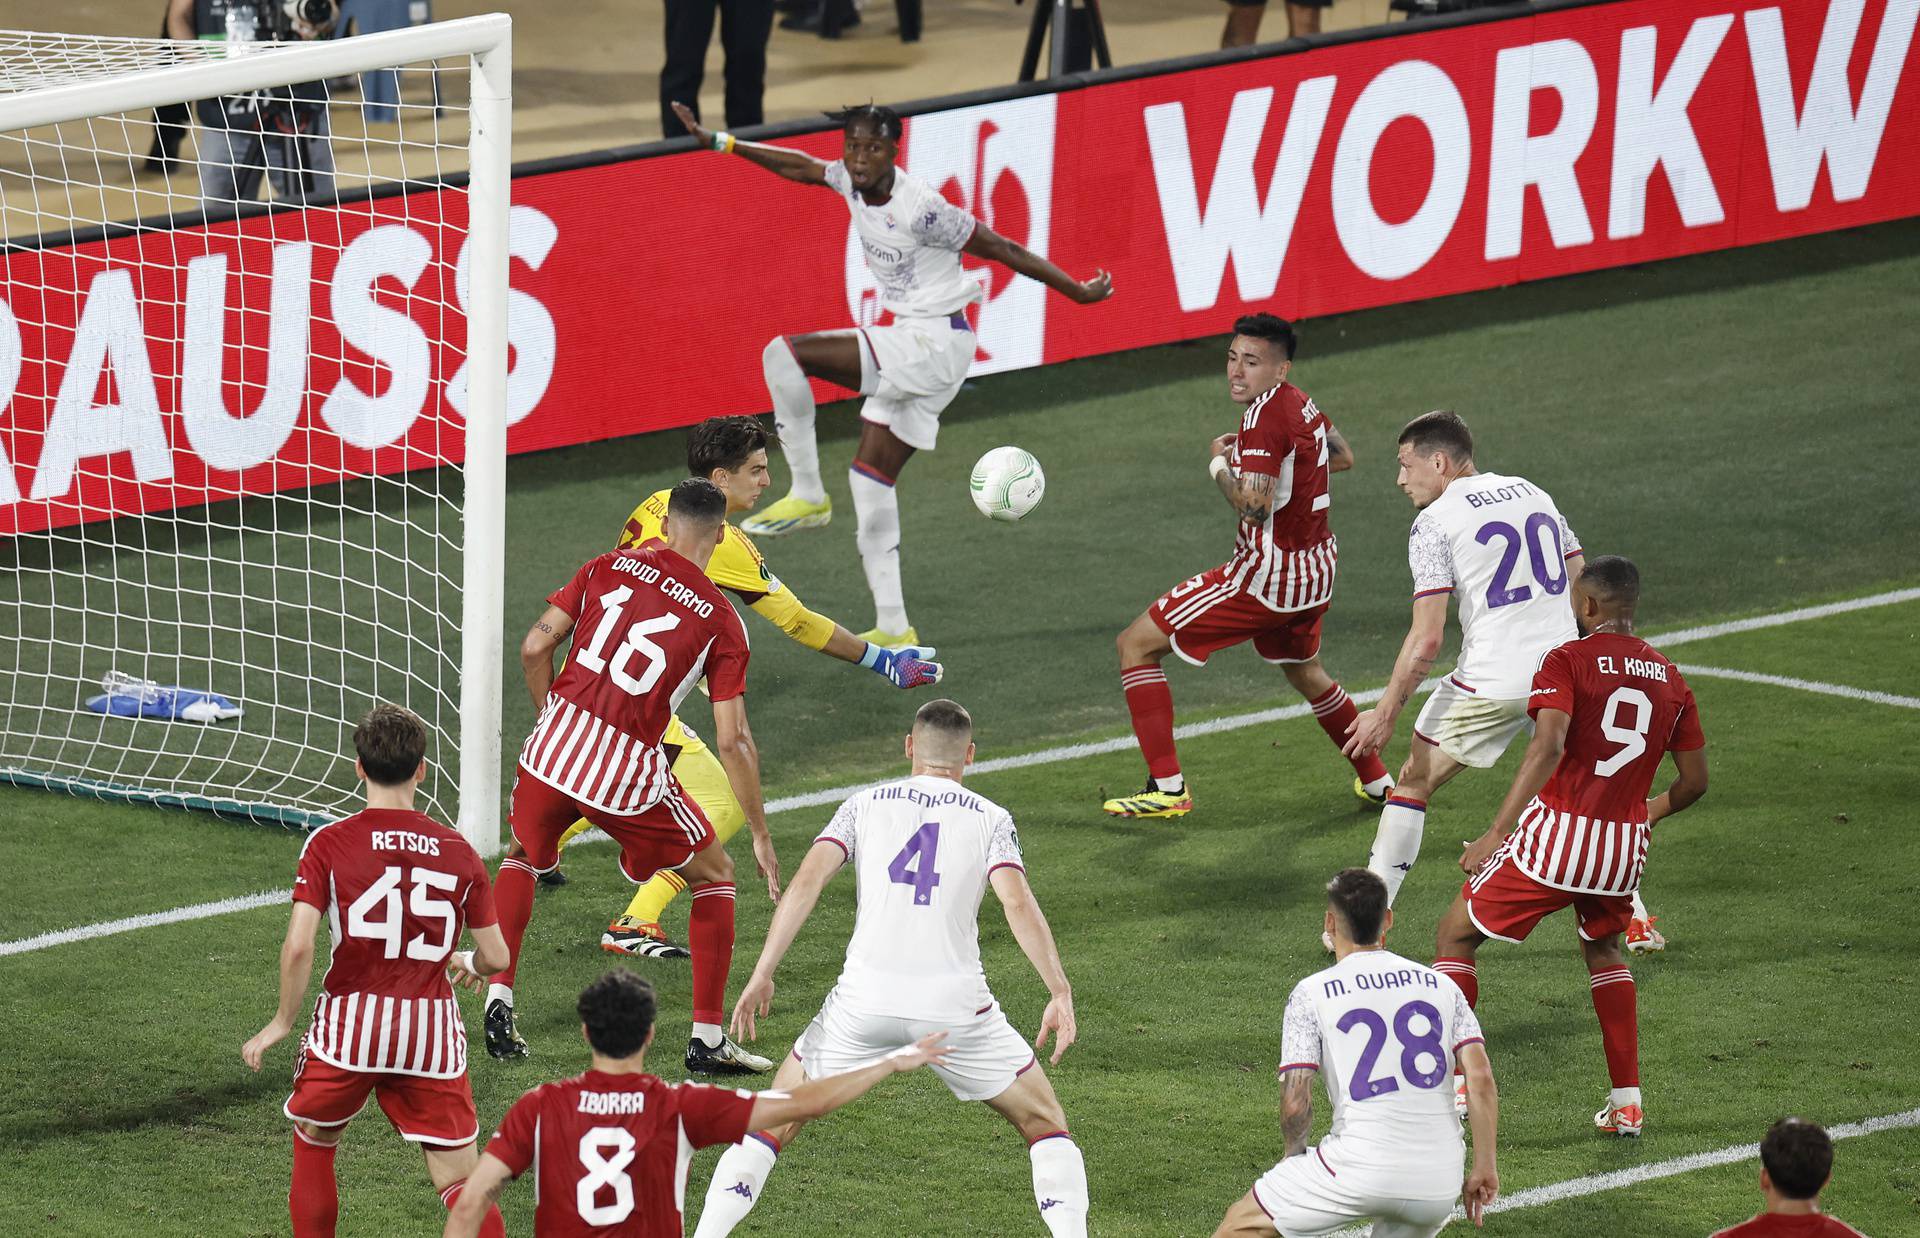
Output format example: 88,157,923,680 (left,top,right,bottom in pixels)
553,416,943,958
